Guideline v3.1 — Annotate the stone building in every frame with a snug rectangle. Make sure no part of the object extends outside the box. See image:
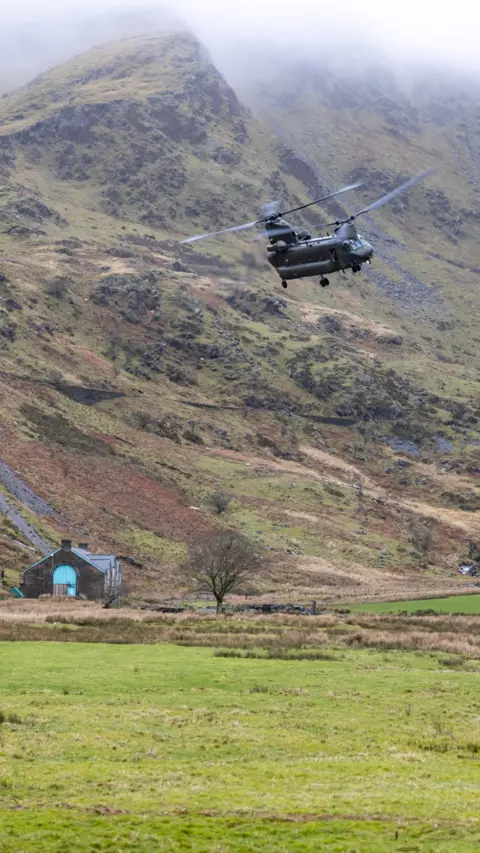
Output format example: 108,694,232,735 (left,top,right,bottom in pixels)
22,539,122,600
